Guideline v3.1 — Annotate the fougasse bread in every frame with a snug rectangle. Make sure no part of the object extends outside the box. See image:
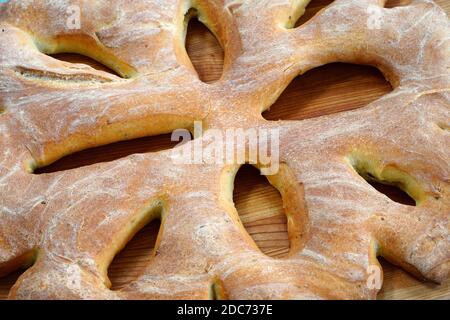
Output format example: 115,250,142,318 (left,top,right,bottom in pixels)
0,0,449,299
